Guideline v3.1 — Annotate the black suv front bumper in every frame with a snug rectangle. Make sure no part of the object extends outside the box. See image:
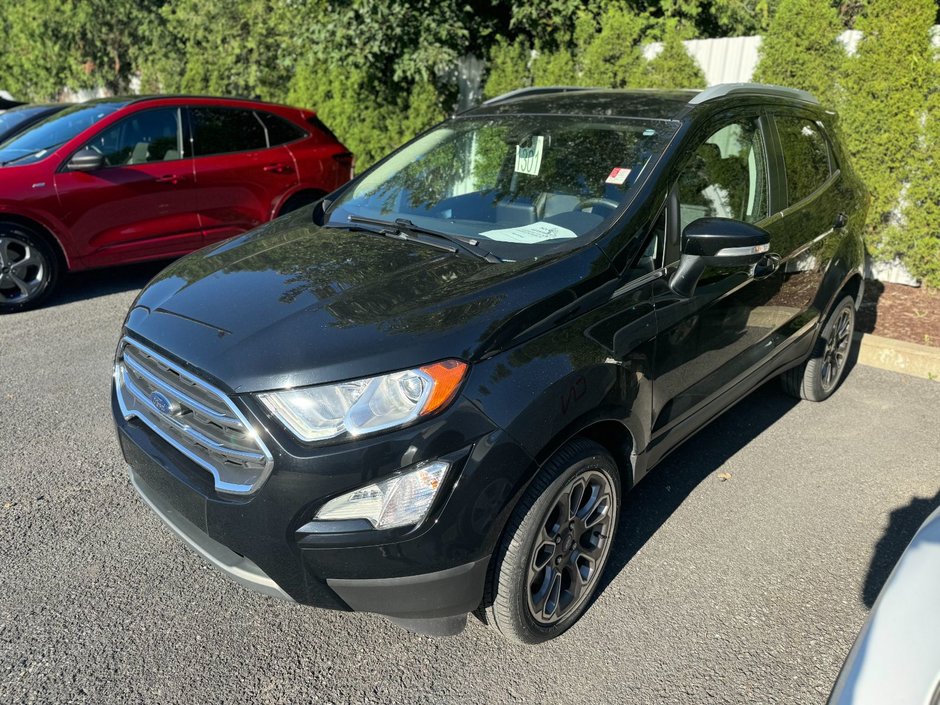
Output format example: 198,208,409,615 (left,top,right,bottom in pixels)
114,384,534,633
